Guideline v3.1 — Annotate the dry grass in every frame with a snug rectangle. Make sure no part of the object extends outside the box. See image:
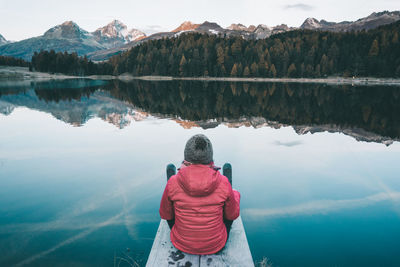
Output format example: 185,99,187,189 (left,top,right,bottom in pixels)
256,256,273,267
113,249,140,267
